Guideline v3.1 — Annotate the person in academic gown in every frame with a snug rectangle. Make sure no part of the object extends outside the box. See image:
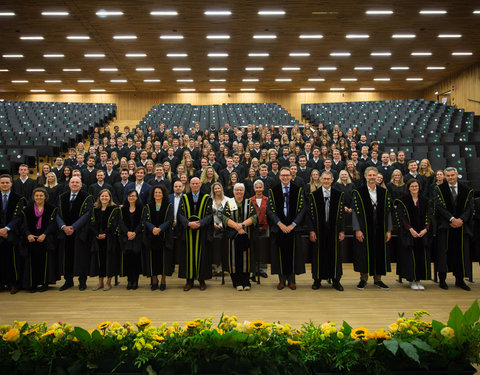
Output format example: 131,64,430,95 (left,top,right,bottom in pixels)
177,177,213,291
434,167,474,291
89,189,121,291
142,185,174,291
20,188,58,292
267,167,306,290
222,183,257,291
56,176,94,291
395,180,432,290
119,189,143,290
307,171,345,291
